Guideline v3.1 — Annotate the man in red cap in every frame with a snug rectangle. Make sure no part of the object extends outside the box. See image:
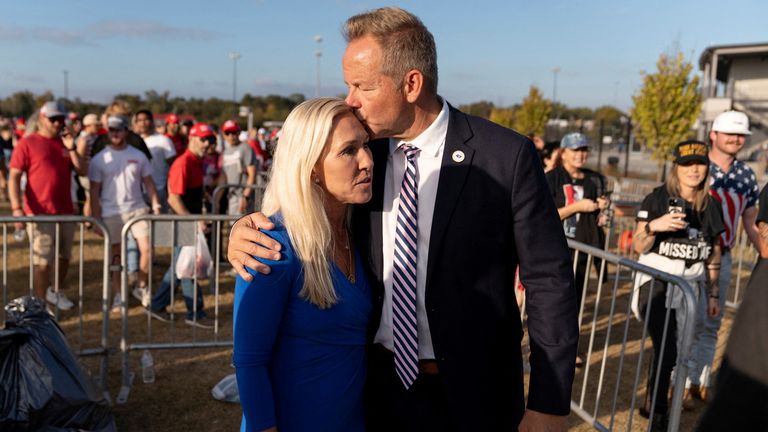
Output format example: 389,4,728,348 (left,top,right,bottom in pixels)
165,113,187,156
8,101,87,310
147,123,214,328
220,120,256,214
